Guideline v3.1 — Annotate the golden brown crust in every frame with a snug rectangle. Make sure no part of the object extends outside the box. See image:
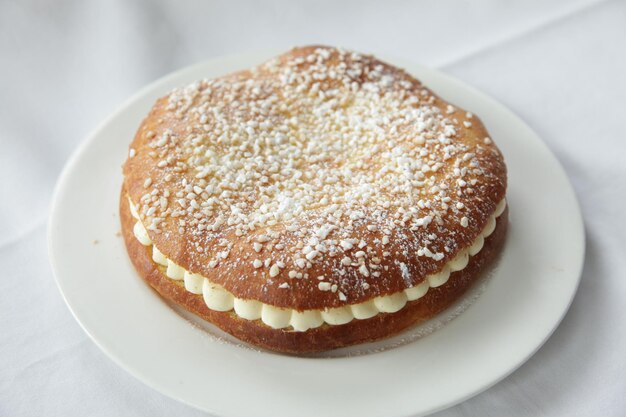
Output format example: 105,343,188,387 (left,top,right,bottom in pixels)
122,46,507,311
121,190,508,354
